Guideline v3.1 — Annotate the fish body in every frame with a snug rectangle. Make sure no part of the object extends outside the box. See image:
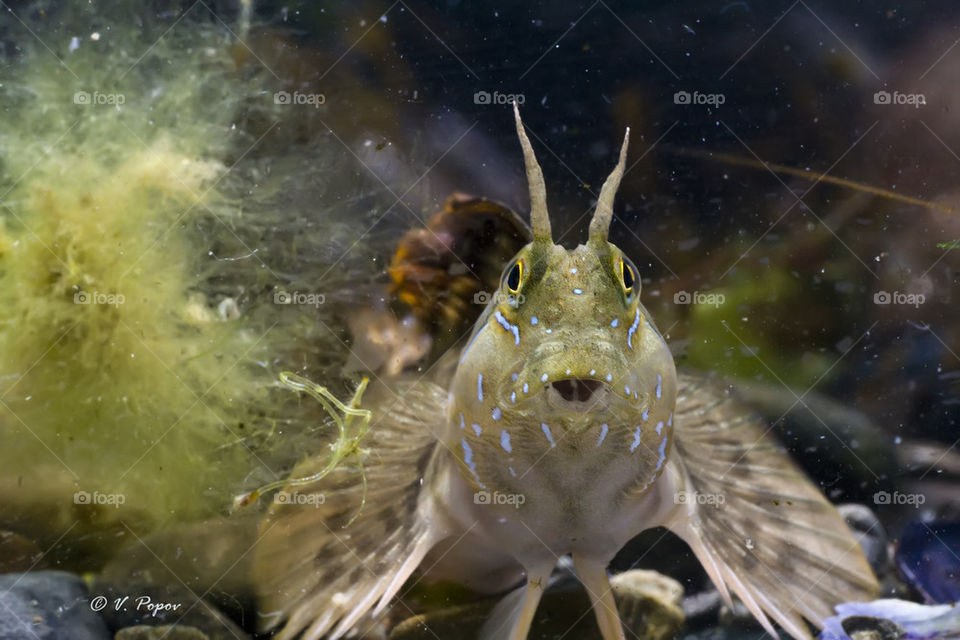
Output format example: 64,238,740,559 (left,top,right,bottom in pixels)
254,105,879,640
